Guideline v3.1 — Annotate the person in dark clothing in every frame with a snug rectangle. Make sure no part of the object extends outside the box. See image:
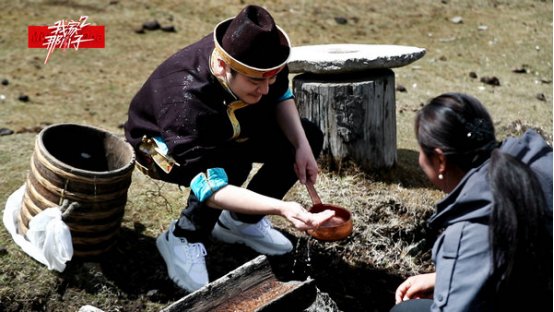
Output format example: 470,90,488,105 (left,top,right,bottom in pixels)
391,93,553,311
124,5,334,292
